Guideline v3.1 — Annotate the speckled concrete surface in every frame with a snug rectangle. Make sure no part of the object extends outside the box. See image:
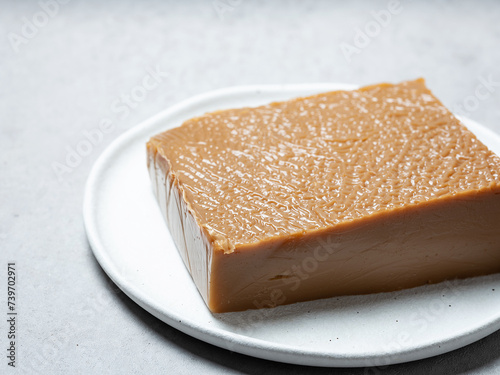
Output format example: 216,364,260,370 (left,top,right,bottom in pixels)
1,0,500,373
